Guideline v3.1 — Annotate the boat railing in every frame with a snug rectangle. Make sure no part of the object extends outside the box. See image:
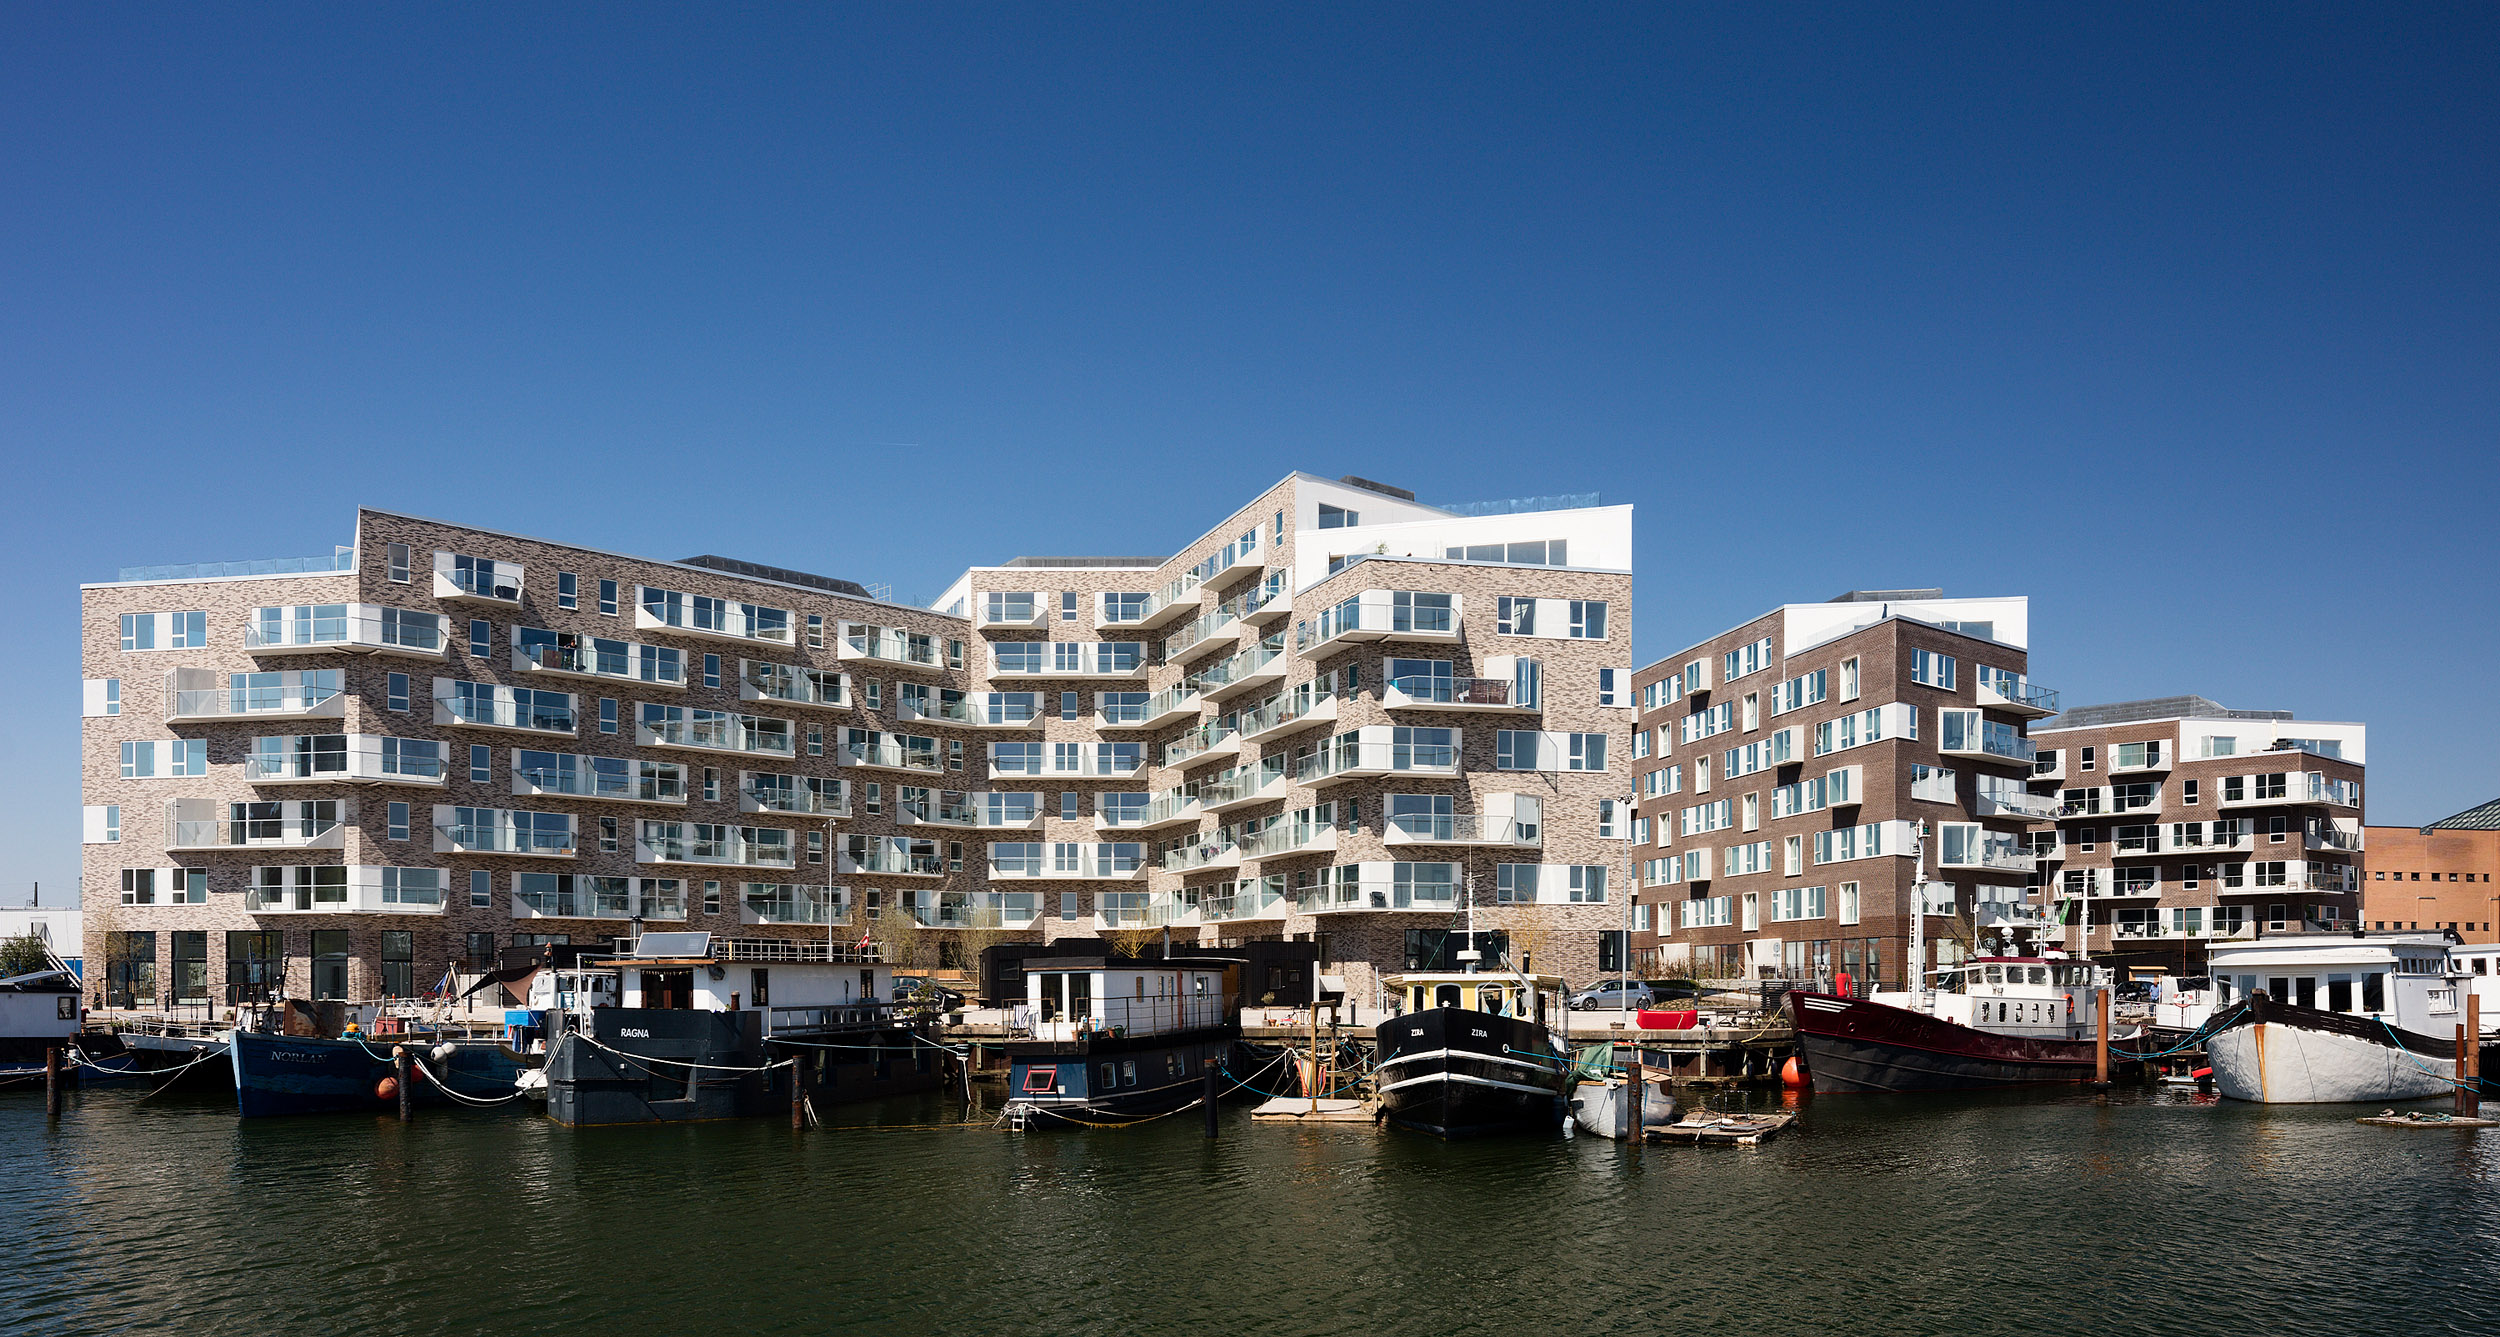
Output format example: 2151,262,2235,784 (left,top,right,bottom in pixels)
1758,975,1877,1012
1010,991,1237,1042
764,1002,897,1035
